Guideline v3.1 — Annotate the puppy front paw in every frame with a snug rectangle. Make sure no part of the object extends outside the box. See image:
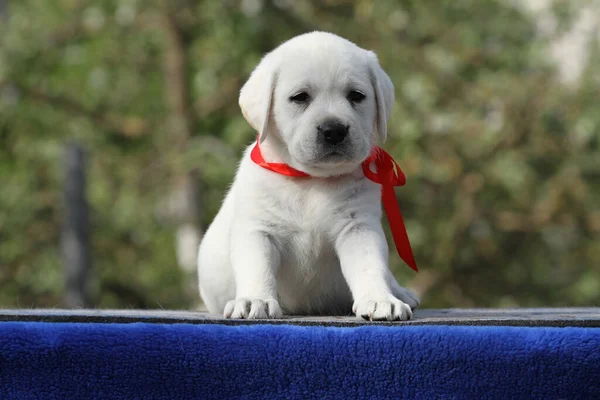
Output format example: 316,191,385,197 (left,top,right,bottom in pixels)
352,296,412,321
392,285,420,310
224,298,283,319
